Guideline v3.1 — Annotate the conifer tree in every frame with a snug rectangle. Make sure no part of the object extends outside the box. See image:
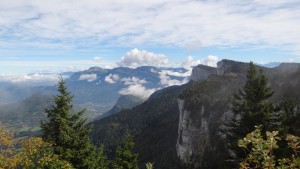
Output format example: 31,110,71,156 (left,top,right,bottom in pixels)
223,62,276,166
113,133,139,169
279,99,300,136
41,77,108,169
